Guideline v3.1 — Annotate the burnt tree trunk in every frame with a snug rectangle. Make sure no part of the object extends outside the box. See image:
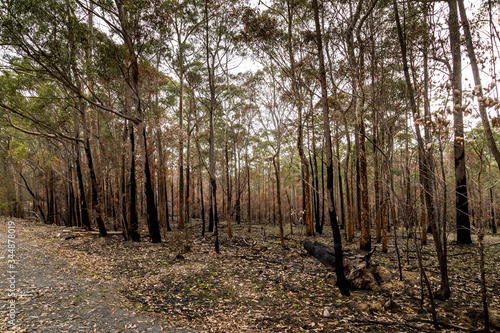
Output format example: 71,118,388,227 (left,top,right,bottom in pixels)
84,139,108,236
128,129,140,241
312,0,350,296
491,188,497,234
393,0,449,300
449,0,471,245
303,239,336,268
